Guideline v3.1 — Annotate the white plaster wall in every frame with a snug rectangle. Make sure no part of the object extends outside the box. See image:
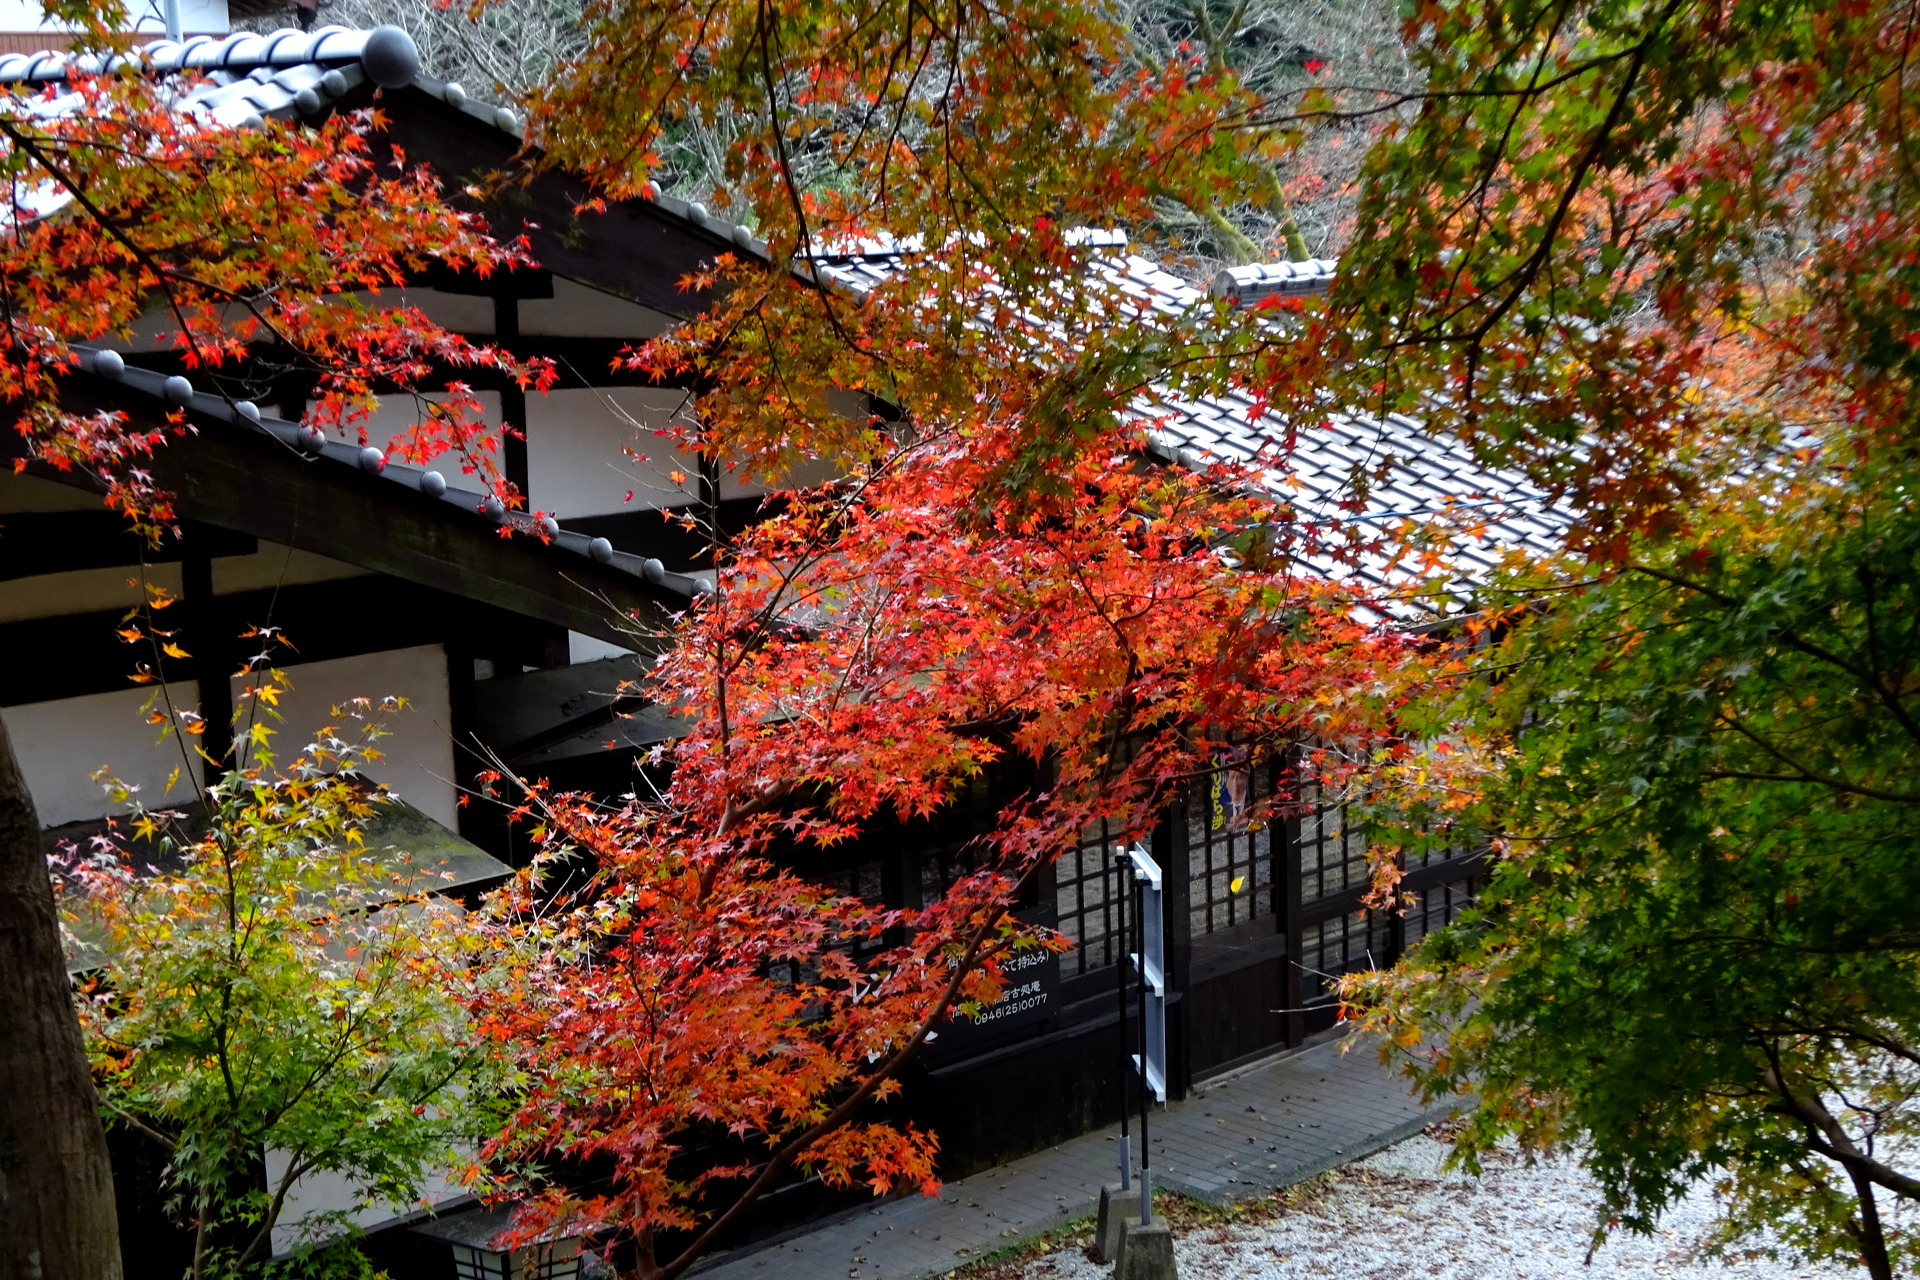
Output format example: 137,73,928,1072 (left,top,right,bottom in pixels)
567,630,634,664
350,390,504,468
0,470,97,513
0,563,177,625
2,646,455,829
373,286,497,336
211,545,366,595
1,684,204,826
711,385,857,499
525,386,699,517
119,279,664,351
265,1141,466,1256
520,276,677,339
122,287,494,353
716,450,847,500
246,645,457,828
